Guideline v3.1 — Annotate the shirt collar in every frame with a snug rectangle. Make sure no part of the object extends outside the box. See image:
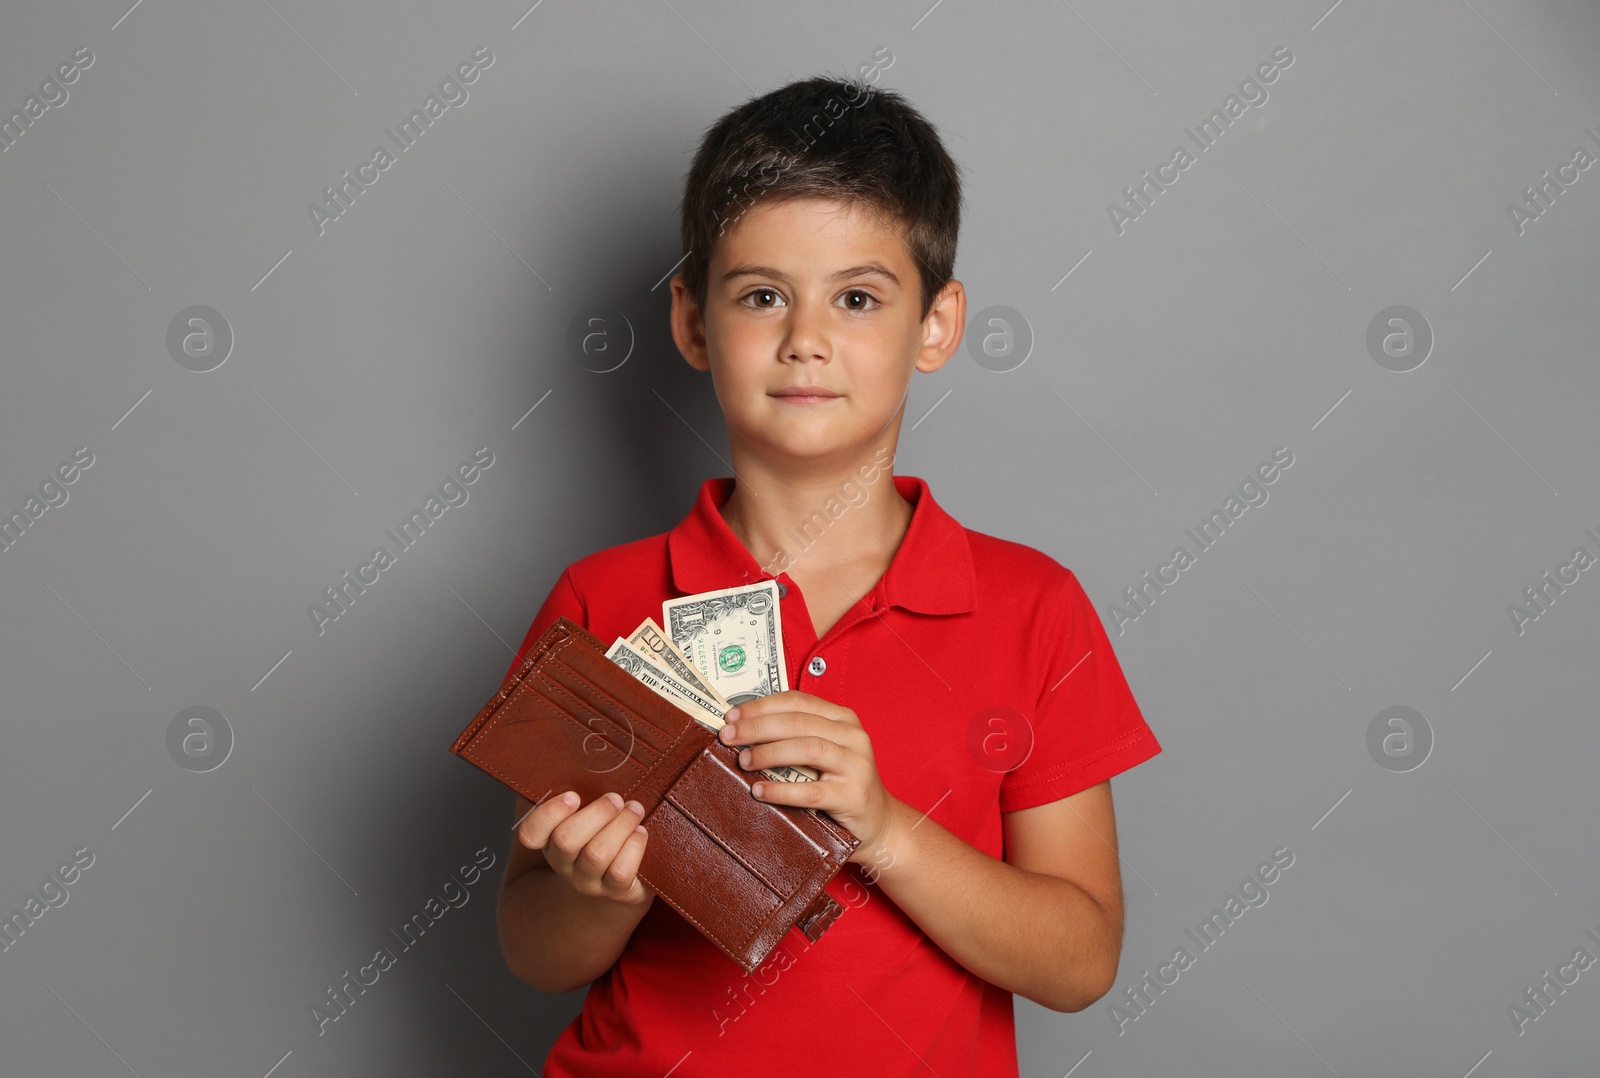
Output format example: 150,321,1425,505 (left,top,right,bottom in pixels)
666,473,976,616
